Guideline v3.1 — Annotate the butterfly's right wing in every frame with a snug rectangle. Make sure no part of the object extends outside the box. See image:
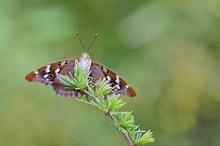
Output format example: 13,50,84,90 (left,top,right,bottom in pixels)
25,58,82,97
